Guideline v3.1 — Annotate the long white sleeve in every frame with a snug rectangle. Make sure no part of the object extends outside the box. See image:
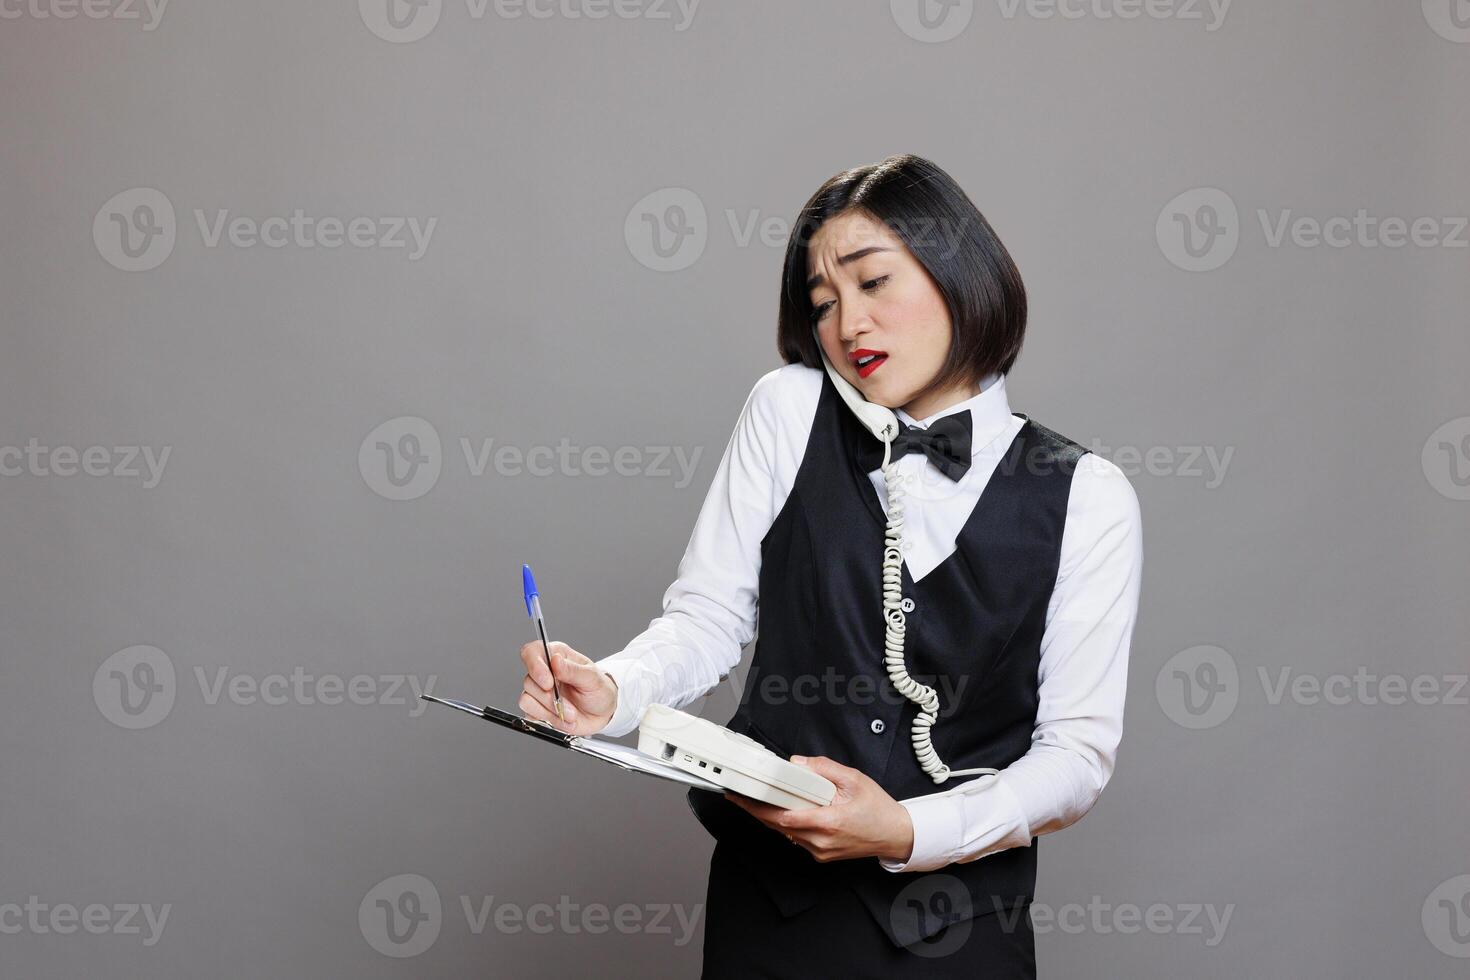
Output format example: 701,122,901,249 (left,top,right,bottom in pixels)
595,367,805,737
878,453,1144,873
